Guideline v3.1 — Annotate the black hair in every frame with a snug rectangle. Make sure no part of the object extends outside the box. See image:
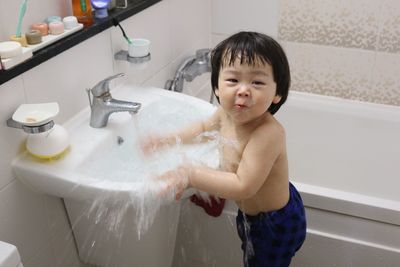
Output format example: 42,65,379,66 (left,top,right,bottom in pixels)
210,31,290,114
